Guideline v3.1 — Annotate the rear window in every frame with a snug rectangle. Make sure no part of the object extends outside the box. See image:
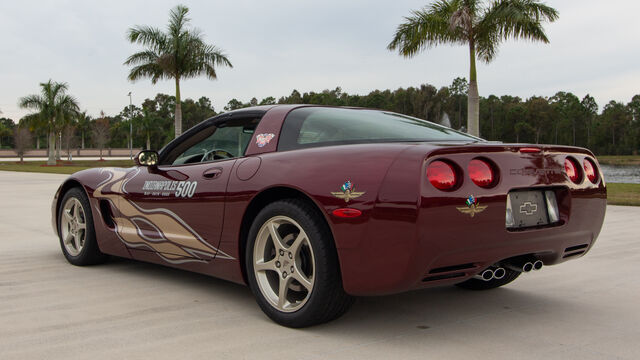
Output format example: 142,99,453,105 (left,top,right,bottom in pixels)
278,107,481,151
